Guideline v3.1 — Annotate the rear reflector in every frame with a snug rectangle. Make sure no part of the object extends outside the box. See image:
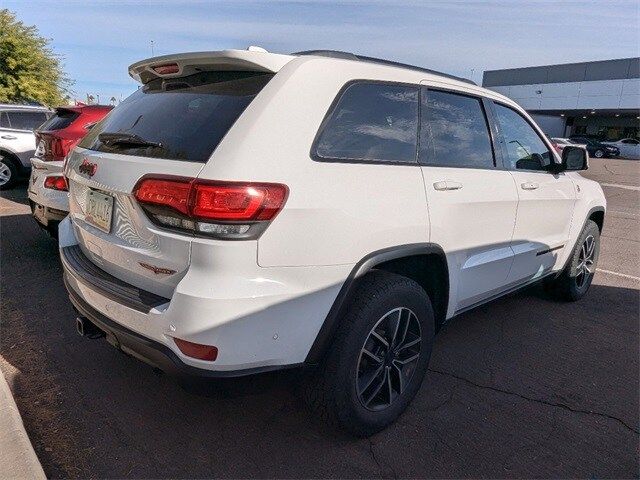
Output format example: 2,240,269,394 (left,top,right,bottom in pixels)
173,338,218,361
133,176,288,239
44,175,68,191
152,63,180,75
